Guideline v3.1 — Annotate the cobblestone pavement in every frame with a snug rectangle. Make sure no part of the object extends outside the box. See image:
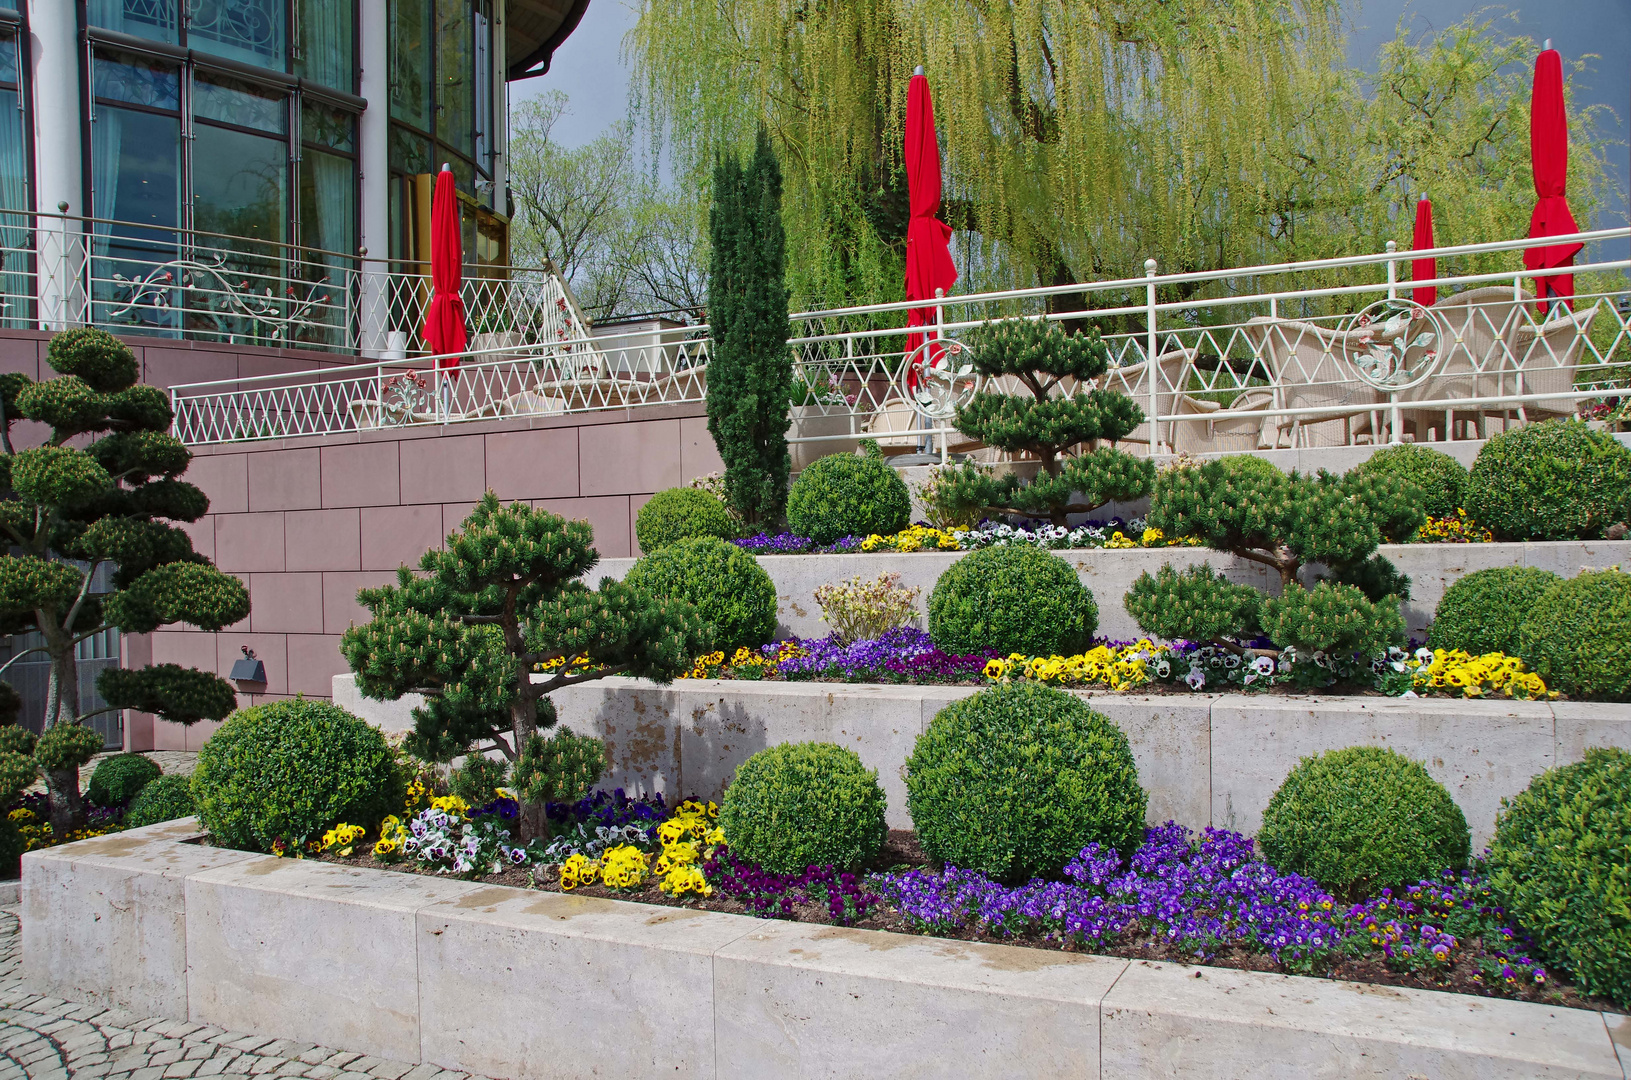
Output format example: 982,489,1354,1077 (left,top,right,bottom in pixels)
0,909,493,1080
